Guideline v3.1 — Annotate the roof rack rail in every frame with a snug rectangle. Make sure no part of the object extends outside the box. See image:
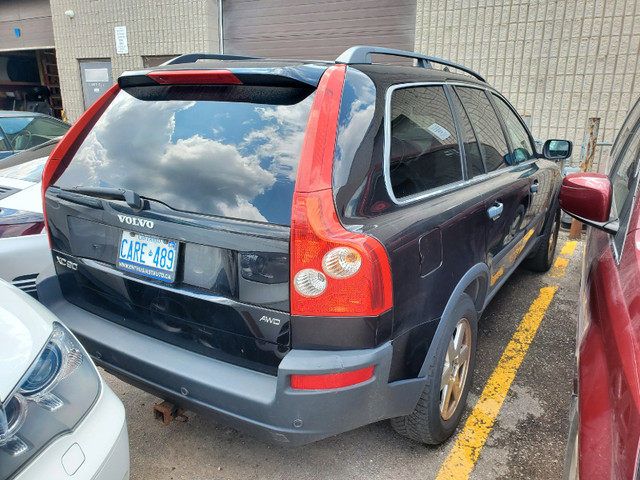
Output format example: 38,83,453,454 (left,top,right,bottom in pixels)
335,46,485,82
163,53,262,65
